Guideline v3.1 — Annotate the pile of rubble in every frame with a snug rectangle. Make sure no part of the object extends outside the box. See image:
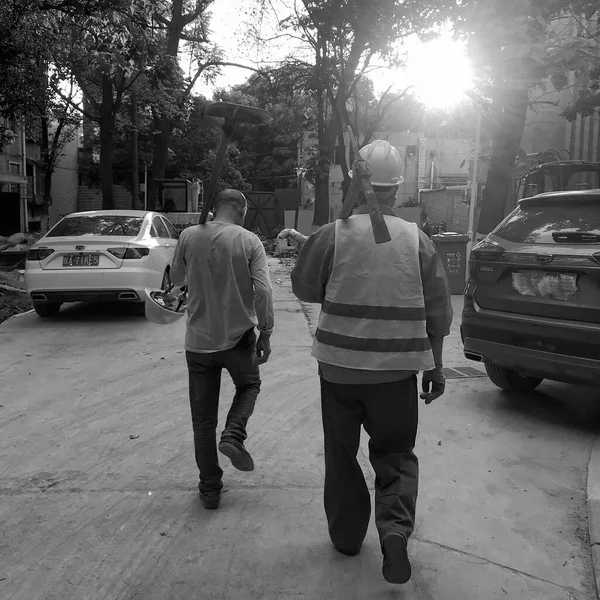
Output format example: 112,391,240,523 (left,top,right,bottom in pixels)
0,269,30,325
0,232,36,324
